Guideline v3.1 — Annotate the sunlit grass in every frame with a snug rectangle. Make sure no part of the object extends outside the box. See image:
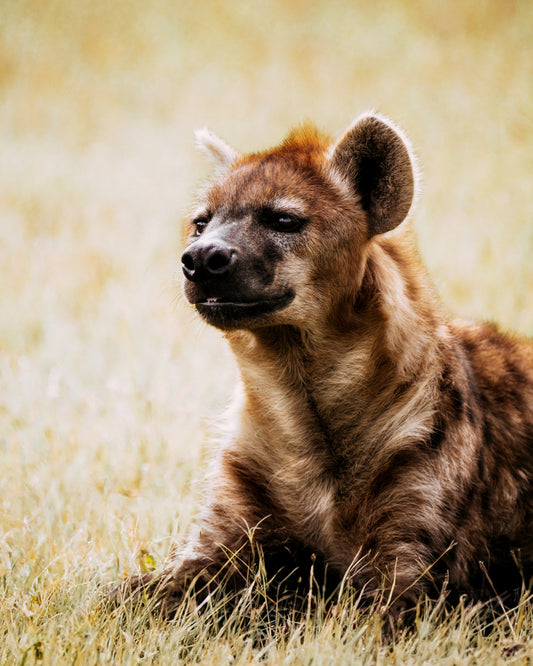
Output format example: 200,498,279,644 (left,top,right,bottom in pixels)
1,0,533,662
